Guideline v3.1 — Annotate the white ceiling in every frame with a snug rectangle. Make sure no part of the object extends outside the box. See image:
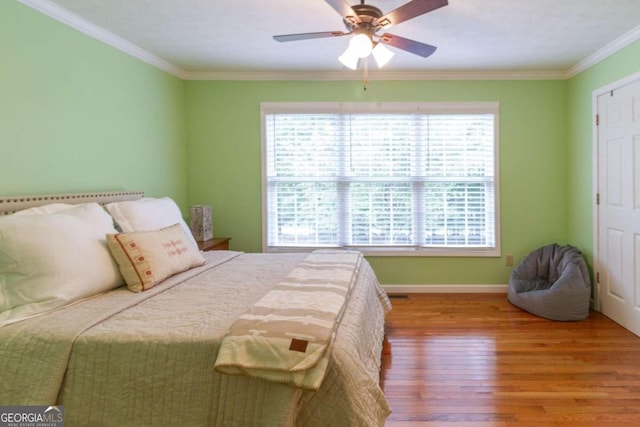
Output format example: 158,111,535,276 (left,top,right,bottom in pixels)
22,0,640,79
